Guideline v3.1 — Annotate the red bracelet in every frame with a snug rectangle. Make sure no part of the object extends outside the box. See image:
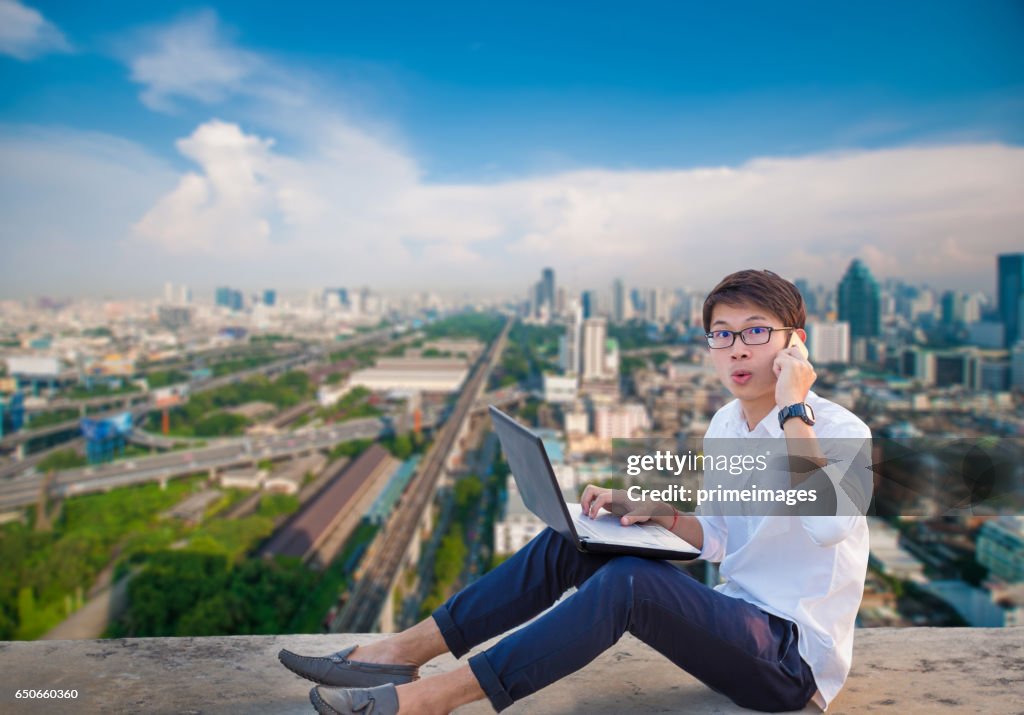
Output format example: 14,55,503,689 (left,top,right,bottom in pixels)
669,506,679,531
